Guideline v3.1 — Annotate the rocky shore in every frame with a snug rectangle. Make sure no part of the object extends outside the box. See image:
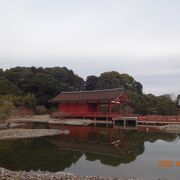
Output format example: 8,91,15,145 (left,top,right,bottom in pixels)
159,124,180,134
0,129,68,140
0,167,141,180
0,123,10,130
10,115,93,126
